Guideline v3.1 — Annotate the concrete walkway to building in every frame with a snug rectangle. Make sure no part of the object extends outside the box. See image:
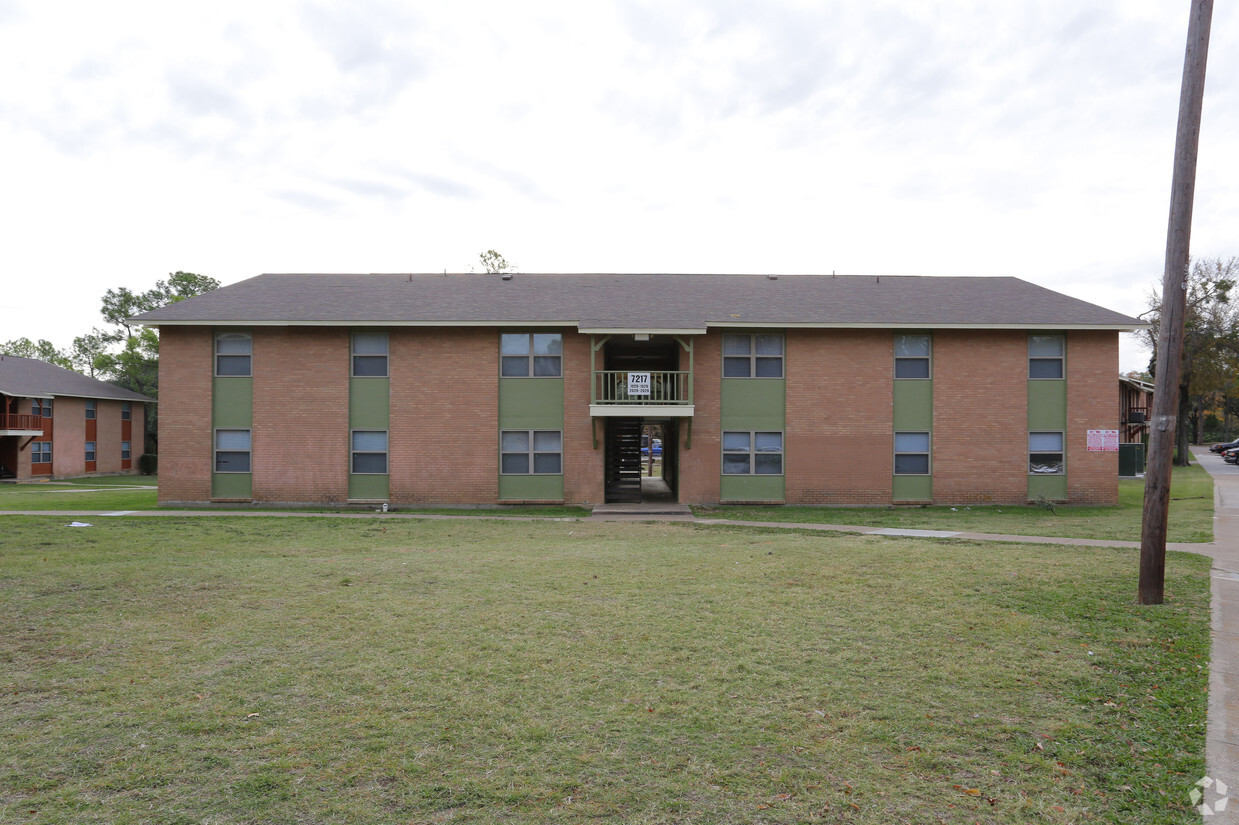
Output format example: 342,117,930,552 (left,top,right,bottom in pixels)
1188,445,1239,820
